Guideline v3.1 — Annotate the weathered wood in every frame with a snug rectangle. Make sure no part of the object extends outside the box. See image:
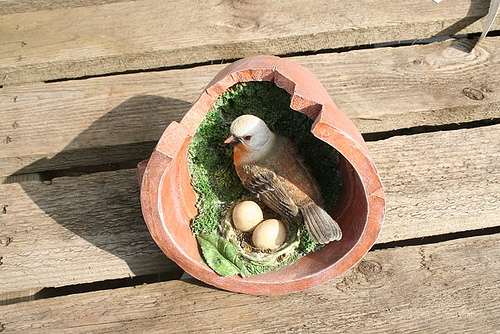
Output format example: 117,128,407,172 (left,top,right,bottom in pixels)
0,0,131,15
374,124,500,243
1,125,498,296
1,0,498,85
2,38,499,178
0,169,179,296
1,233,498,333
0,74,197,178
